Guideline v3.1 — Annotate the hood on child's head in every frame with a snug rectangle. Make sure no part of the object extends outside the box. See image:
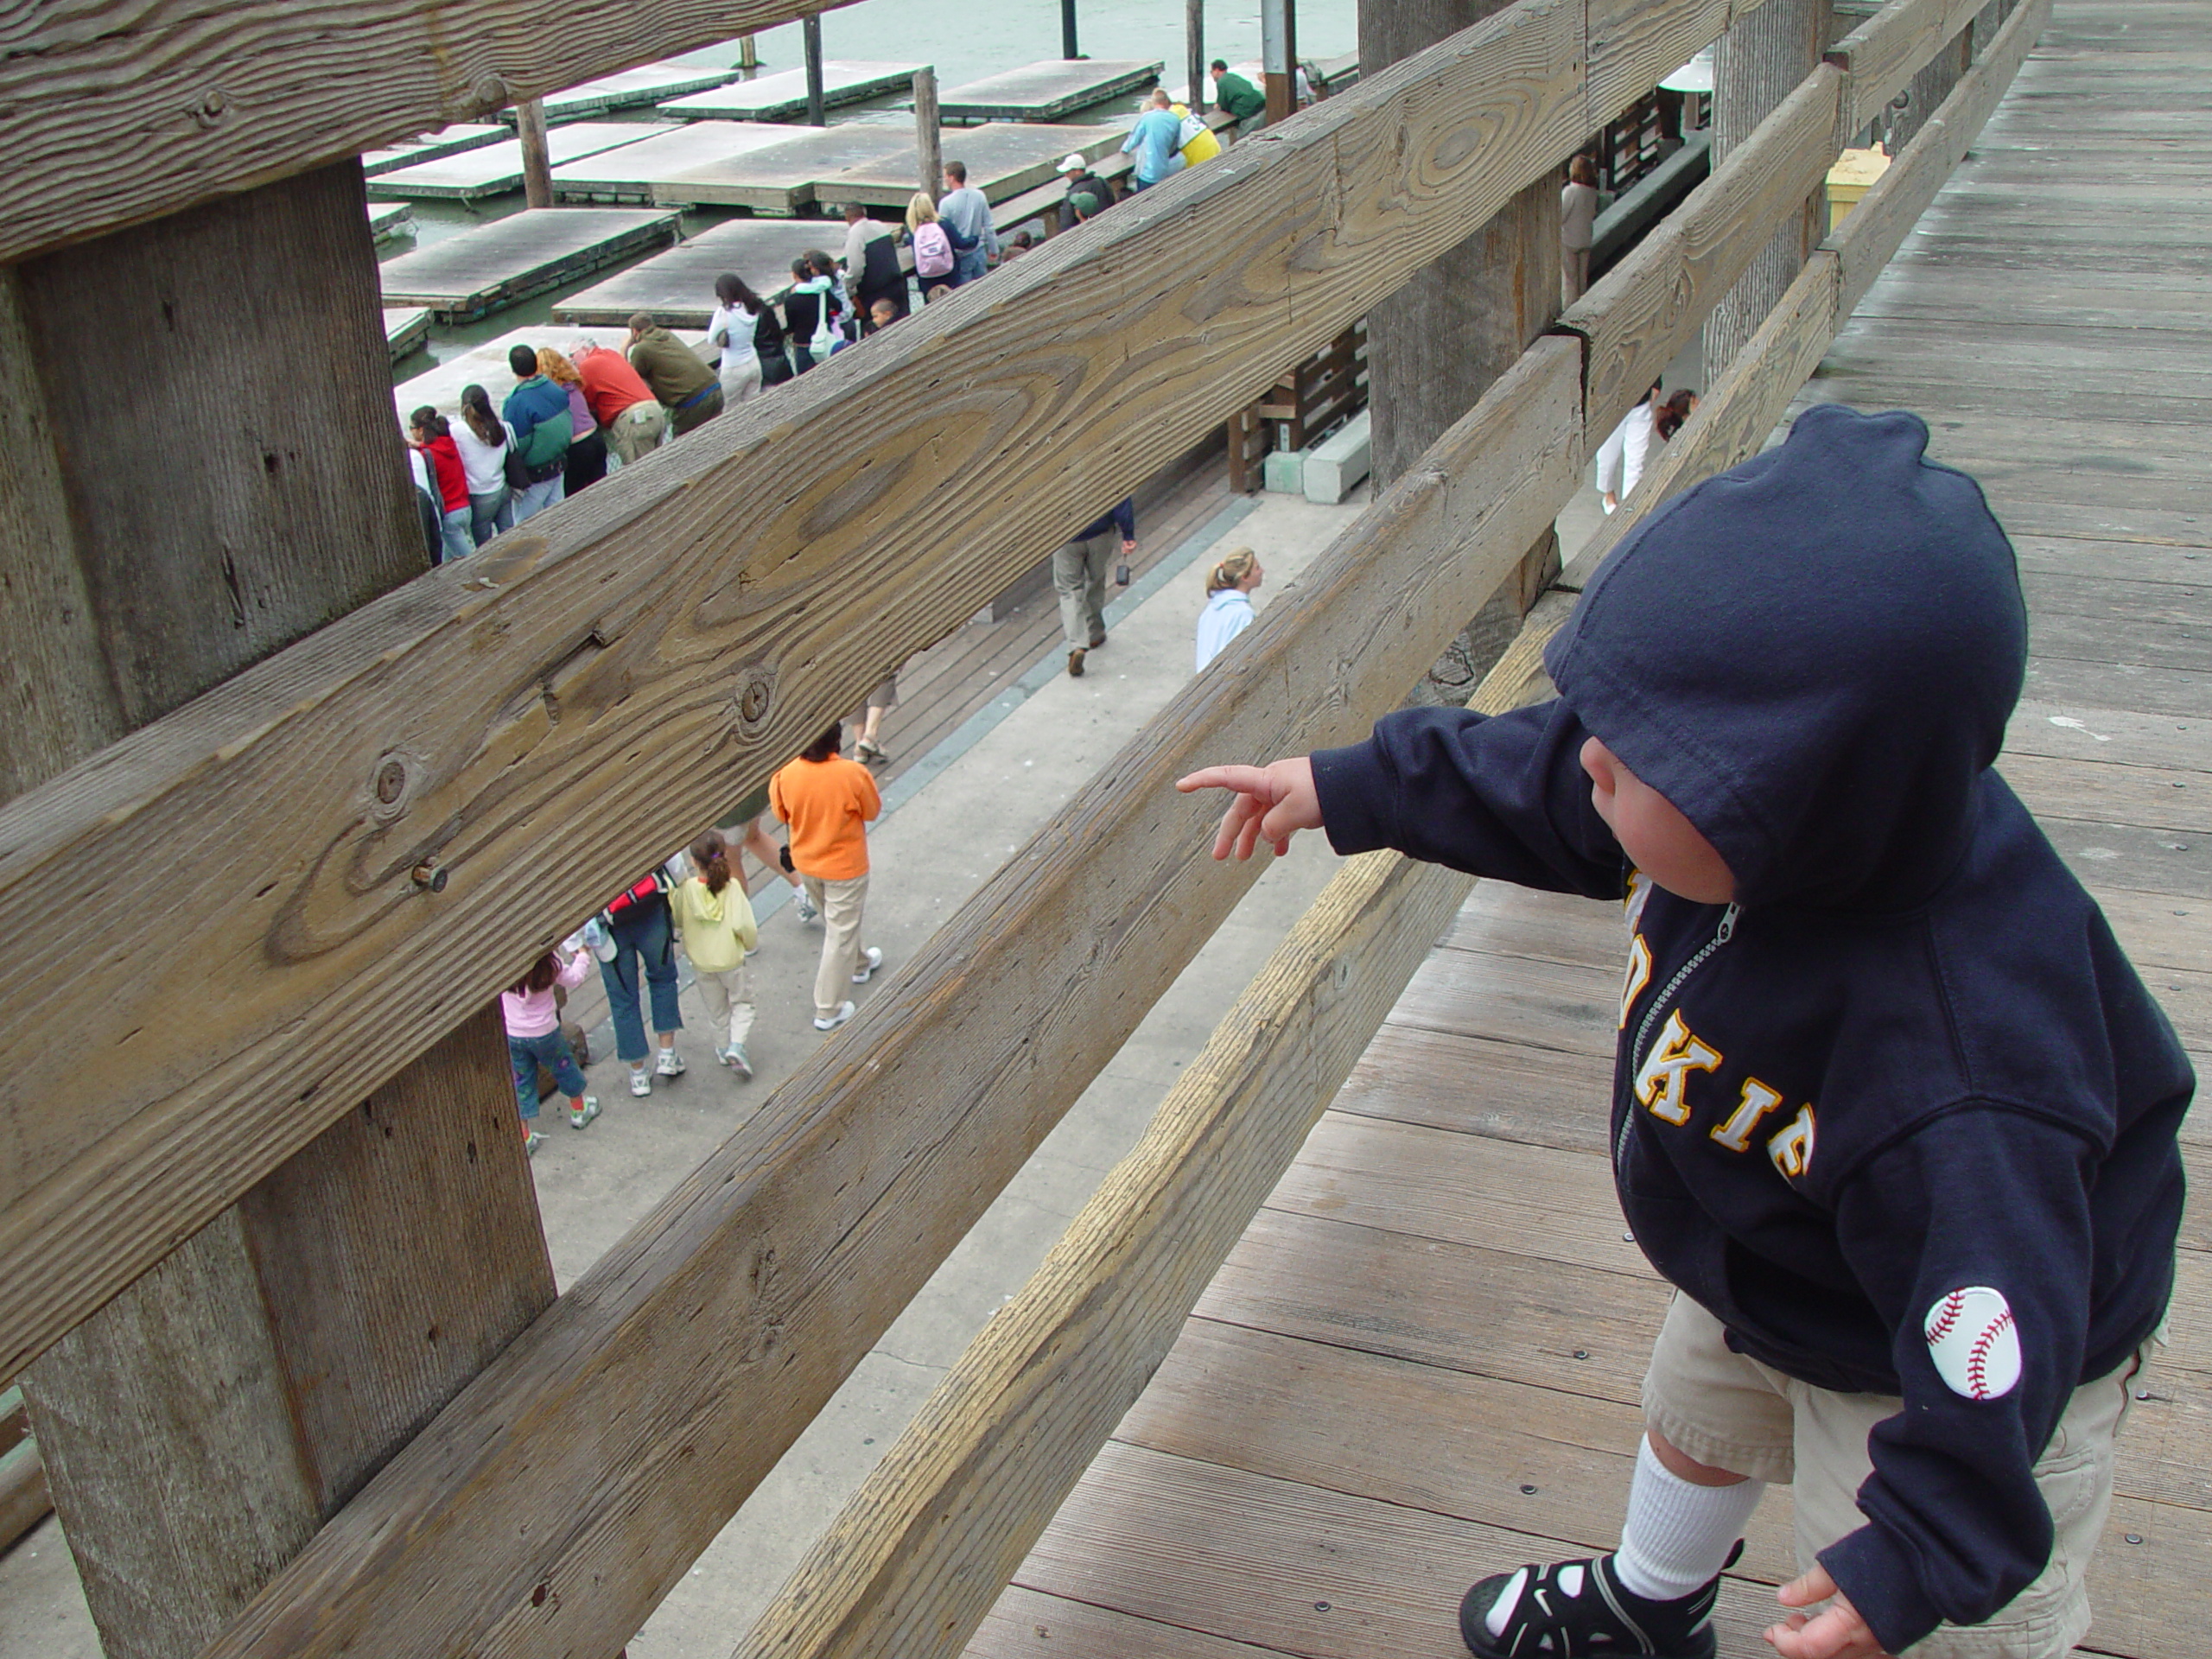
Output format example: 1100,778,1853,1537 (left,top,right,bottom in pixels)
1543,404,2026,912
